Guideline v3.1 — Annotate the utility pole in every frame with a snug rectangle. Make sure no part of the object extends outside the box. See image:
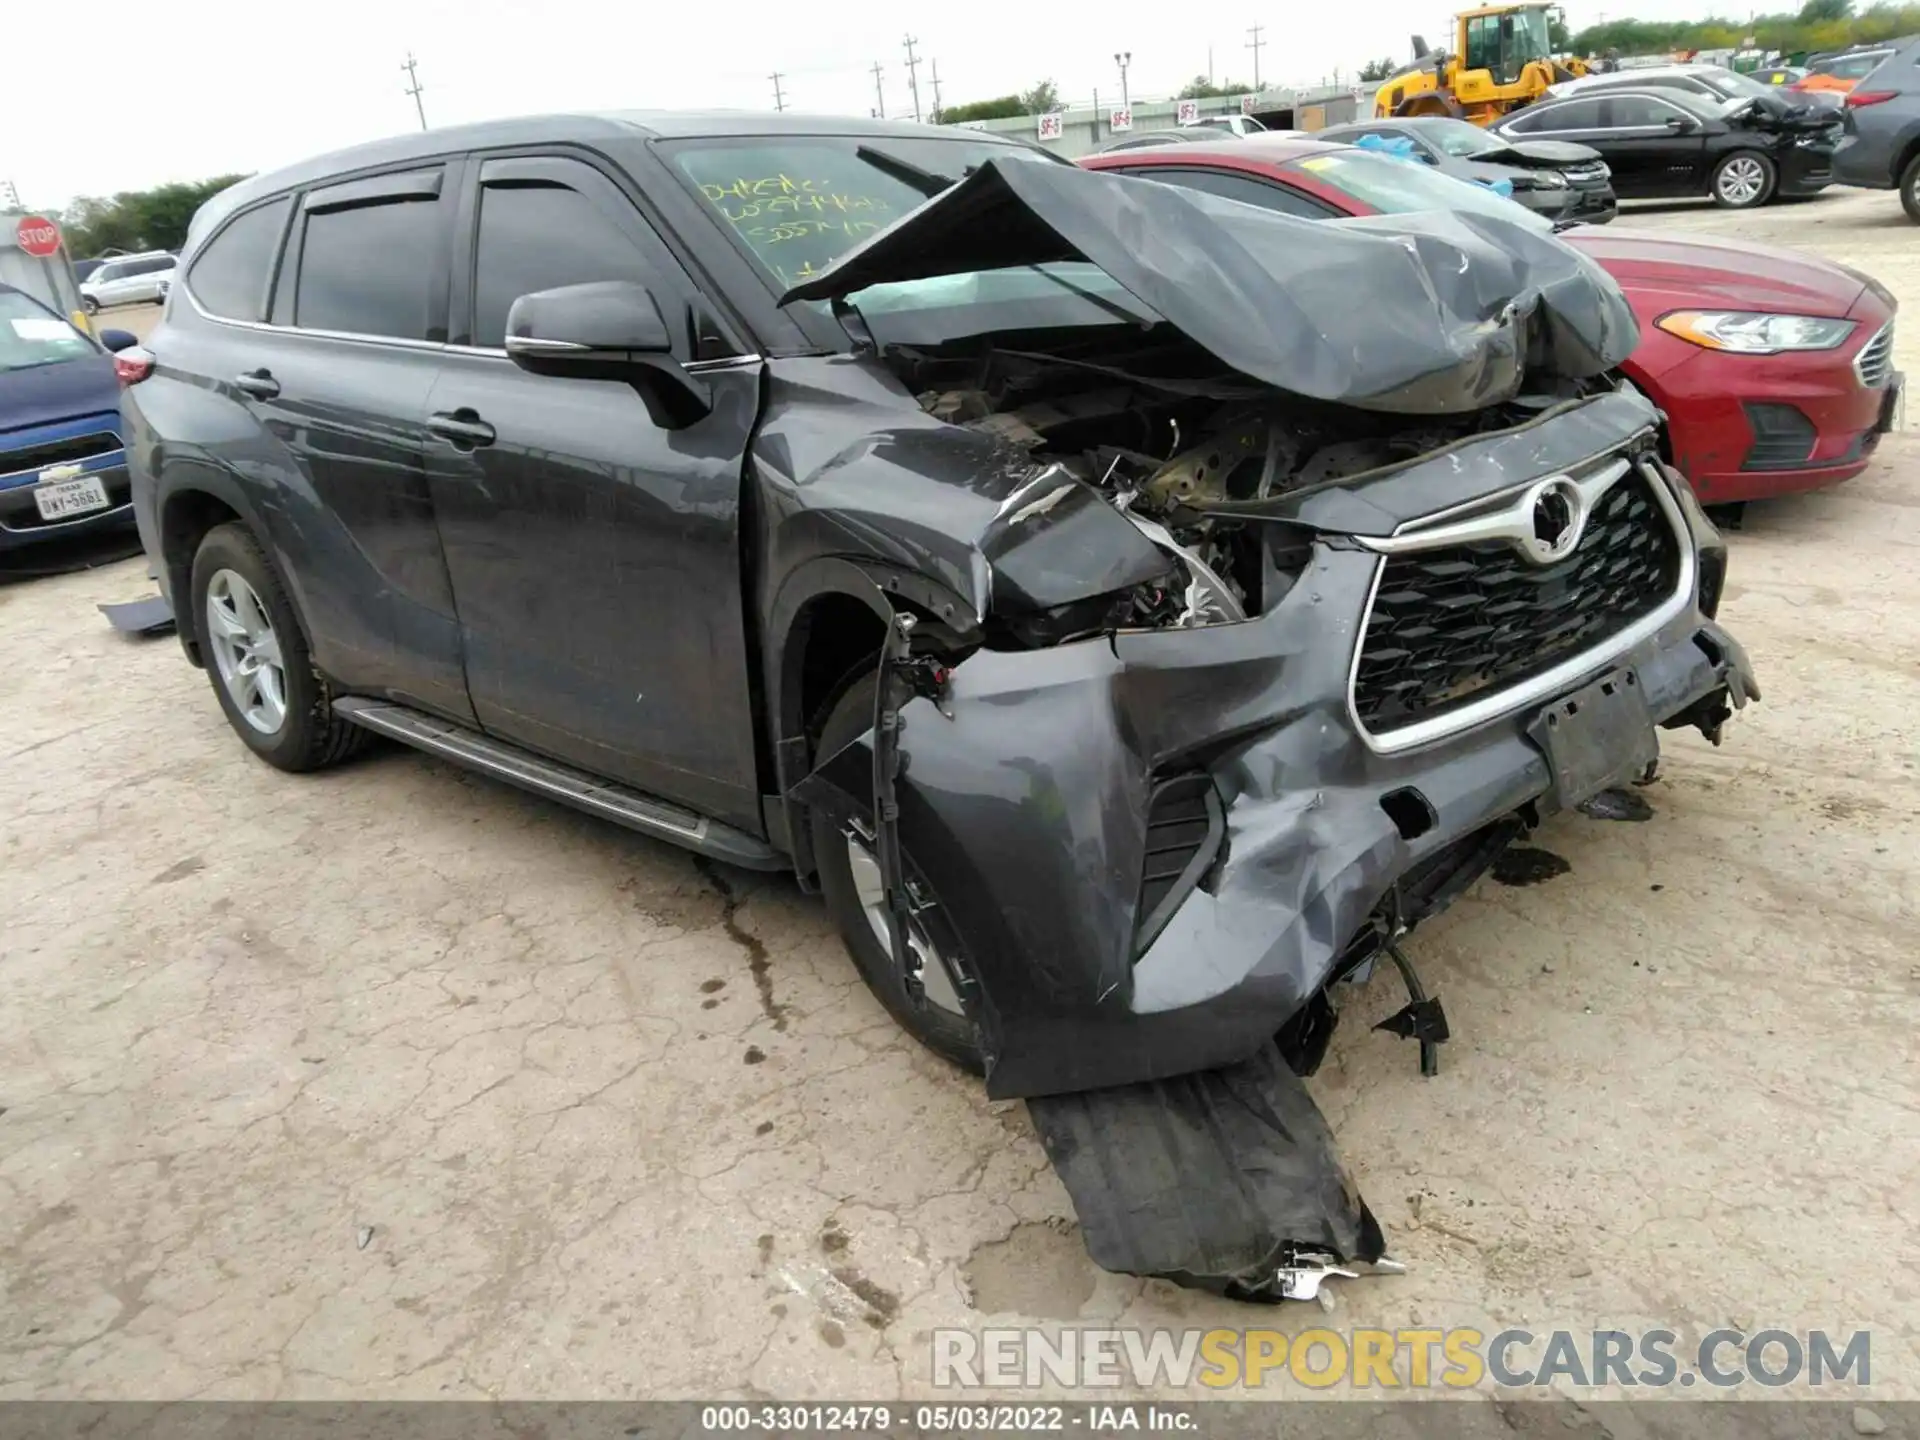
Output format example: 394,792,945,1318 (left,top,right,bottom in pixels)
1247,24,1266,90
903,35,923,122
870,61,885,118
1114,51,1132,111
930,59,943,119
770,72,786,111
1,179,20,210
401,51,427,130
